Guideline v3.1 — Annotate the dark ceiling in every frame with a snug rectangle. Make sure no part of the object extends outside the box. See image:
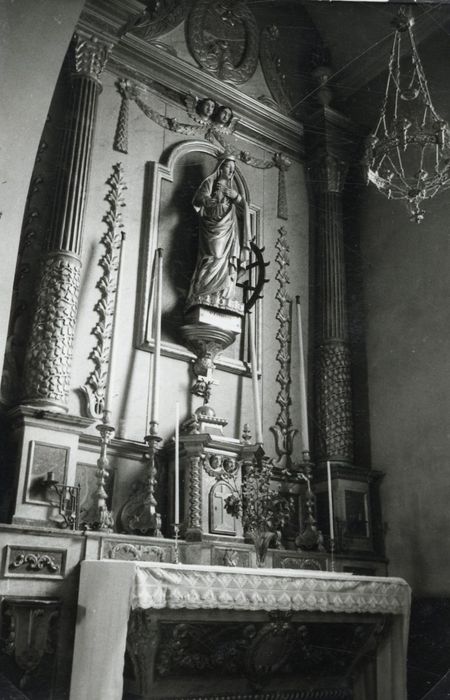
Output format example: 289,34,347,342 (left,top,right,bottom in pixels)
304,1,450,103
